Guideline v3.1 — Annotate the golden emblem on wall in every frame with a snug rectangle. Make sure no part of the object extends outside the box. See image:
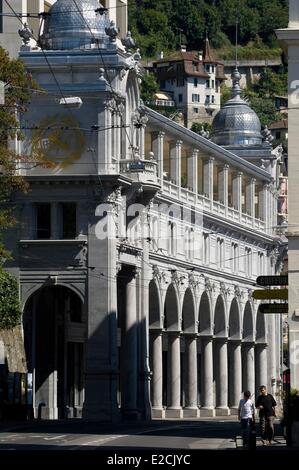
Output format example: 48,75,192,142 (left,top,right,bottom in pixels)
31,114,86,168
